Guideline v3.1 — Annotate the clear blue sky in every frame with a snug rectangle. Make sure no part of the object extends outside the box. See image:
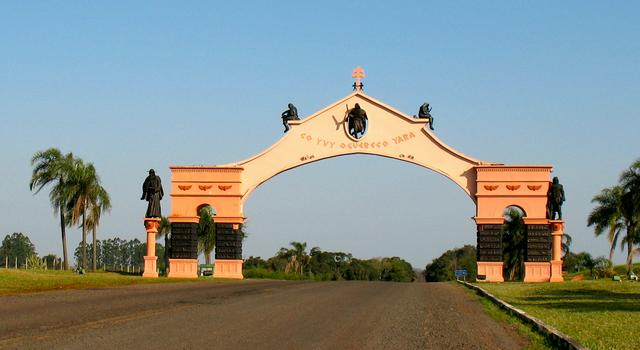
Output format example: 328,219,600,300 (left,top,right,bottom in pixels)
1,1,639,268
